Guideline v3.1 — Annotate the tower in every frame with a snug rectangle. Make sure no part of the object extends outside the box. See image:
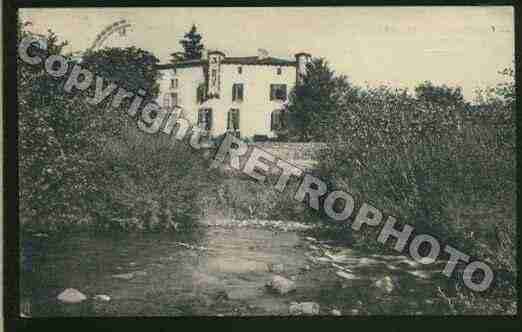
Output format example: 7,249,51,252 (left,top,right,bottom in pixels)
207,50,225,98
